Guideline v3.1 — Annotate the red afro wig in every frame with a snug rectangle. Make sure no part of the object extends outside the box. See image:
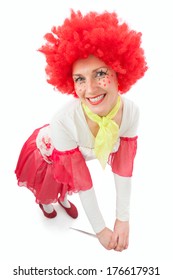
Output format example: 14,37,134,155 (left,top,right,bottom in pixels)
39,10,147,96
